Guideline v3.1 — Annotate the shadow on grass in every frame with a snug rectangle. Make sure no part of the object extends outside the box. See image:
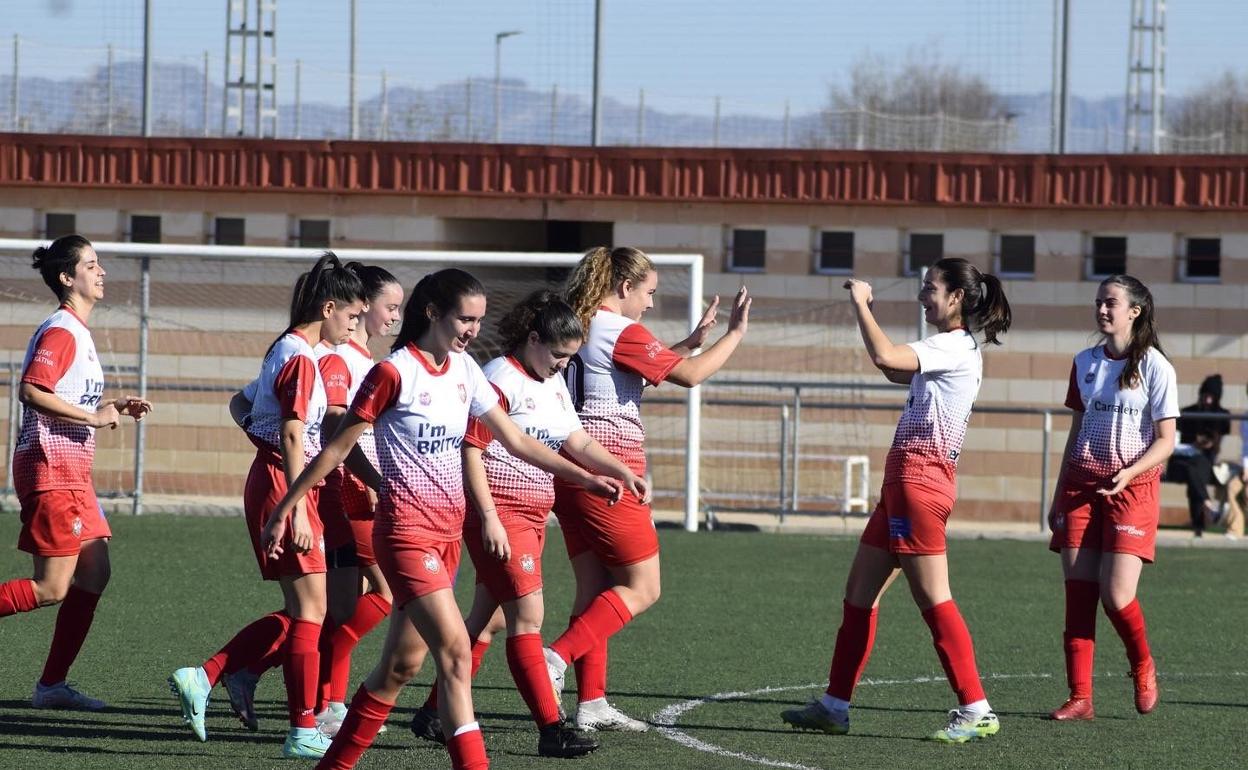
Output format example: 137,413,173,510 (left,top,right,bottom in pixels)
1165,699,1248,709
0,743,214,758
